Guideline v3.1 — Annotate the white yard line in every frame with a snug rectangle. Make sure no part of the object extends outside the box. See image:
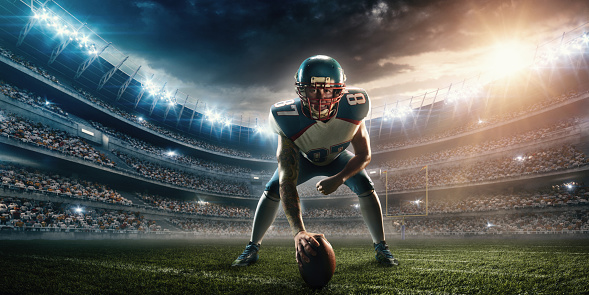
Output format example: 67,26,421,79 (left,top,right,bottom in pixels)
399,249,589,255
402,258,471,263
410,267,550,278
